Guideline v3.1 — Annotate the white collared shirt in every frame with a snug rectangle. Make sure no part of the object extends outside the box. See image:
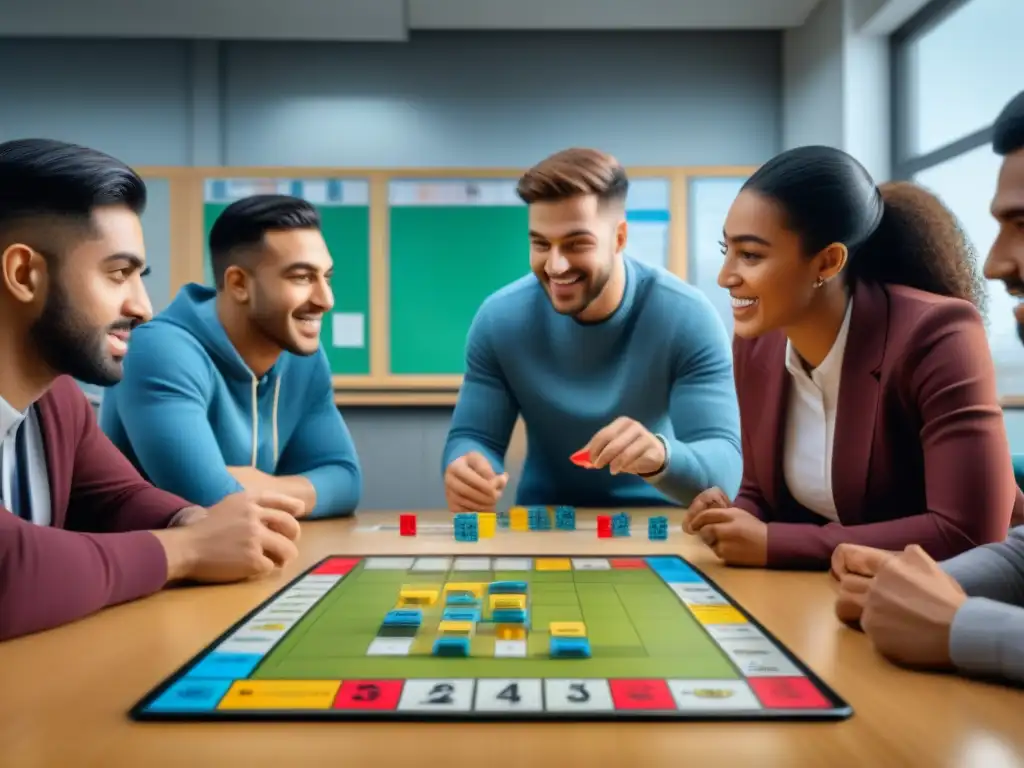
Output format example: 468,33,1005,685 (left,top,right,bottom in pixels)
782,300,853,522
0,395,51,526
